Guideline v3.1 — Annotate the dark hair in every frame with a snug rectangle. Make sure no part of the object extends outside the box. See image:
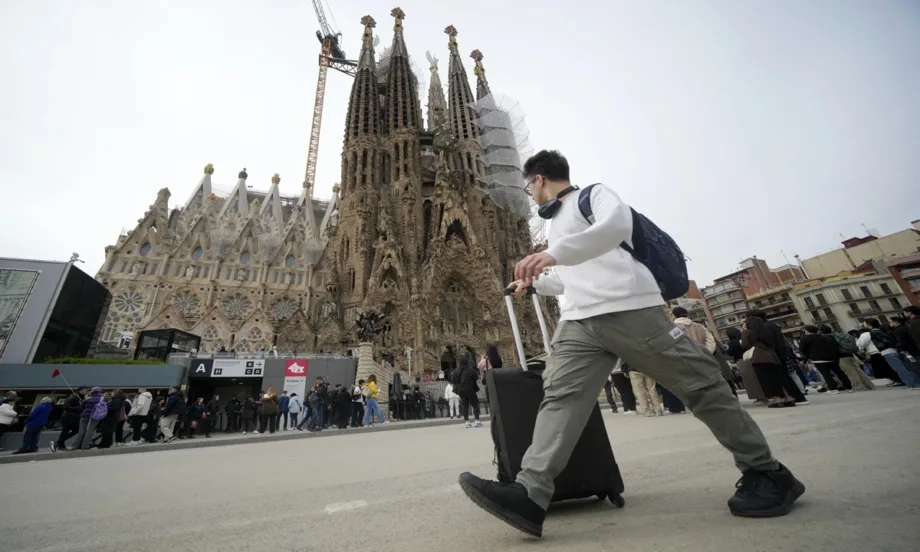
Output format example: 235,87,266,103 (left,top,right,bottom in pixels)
744,315,775,348
804,325,819,334
486,345,503,369
848,329,860,337
864,318,881,329
725,327,742,340
905,306,920,316
522,150,570,181
671,306,689,318
749,310,768,320
818,325,833,334
358,379,365,385
891,316,906,325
